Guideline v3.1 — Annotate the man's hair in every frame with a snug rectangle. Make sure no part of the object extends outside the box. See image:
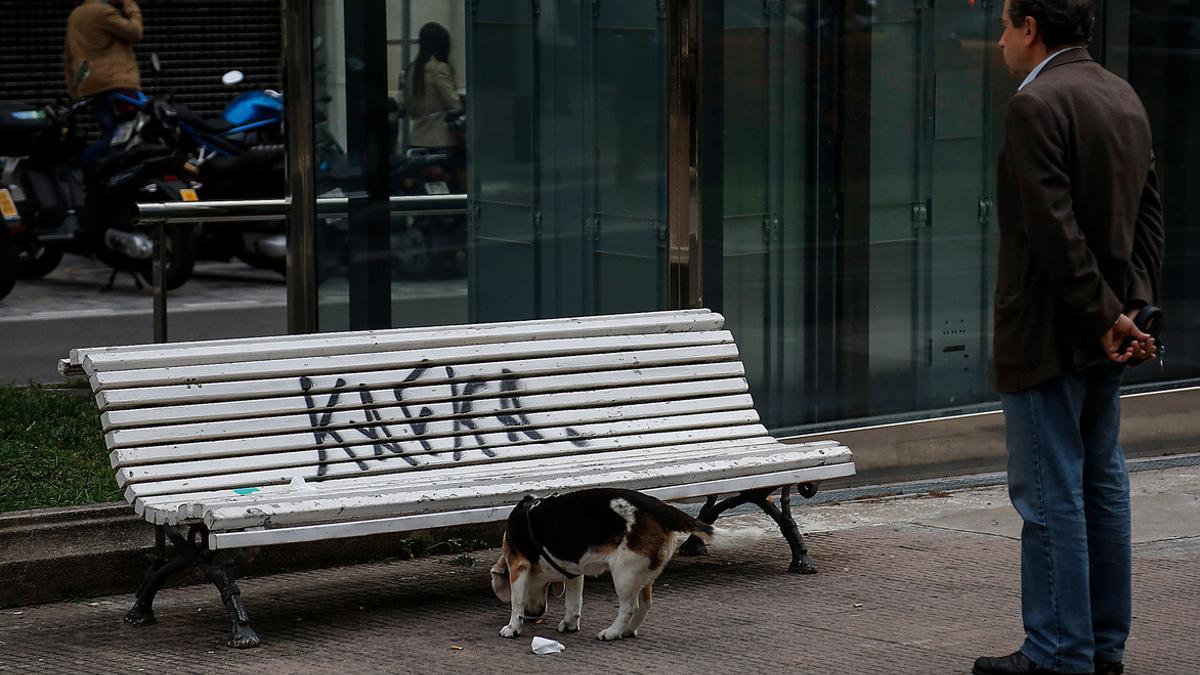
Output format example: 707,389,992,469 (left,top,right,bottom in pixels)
1008,0,1095,50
